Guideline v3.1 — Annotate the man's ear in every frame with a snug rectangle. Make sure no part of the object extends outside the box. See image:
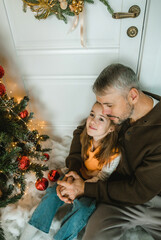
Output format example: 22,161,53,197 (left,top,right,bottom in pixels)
128,88,139,104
